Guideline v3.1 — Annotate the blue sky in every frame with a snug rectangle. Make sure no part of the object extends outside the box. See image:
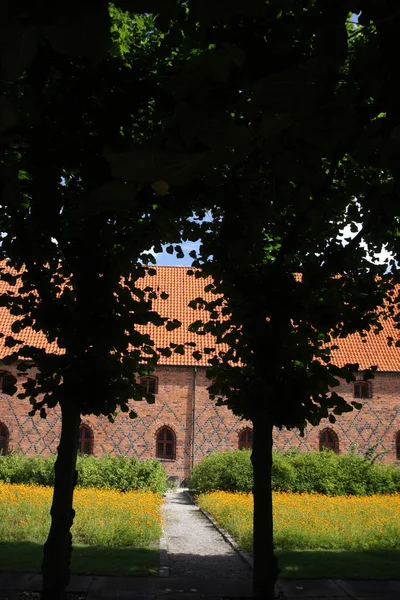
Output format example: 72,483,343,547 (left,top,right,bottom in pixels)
153,225,391,267
153,241,199,266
